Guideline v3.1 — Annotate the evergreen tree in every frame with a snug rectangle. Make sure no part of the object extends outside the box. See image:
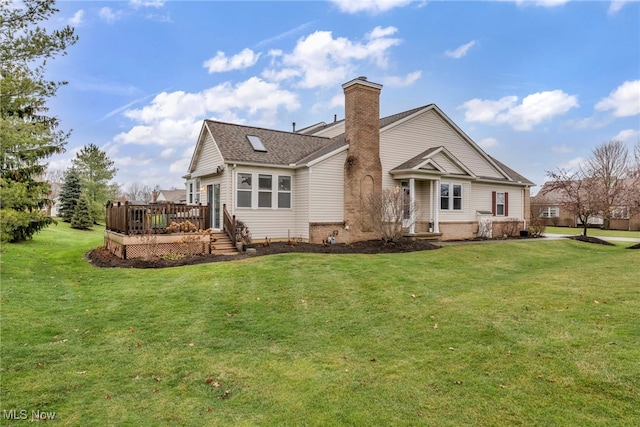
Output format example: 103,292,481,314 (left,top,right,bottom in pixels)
0,0,78,243
58,168,82,222
70,195,92,230
72,144,117,224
